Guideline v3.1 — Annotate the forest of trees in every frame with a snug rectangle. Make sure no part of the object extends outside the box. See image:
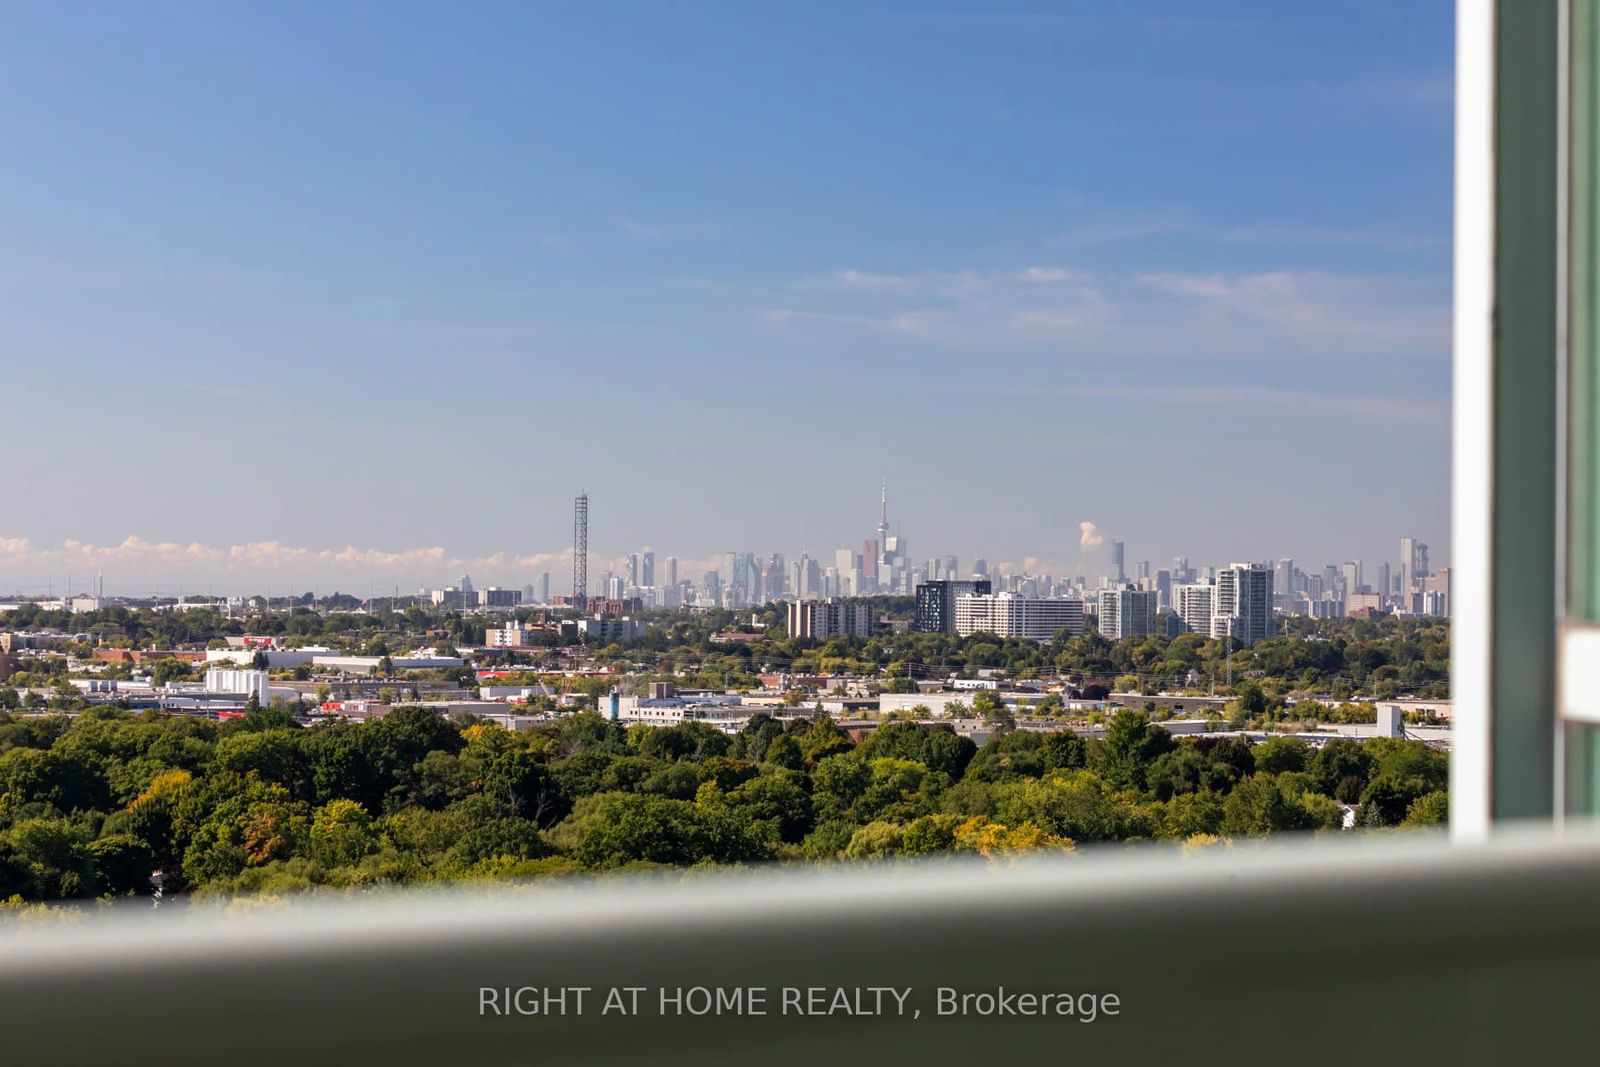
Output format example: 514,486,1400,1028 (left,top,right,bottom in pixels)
0,705,1448,904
